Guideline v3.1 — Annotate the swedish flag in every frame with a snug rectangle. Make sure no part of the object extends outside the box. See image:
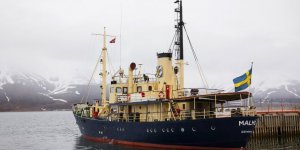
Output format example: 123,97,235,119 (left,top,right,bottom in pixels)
233,66,252,92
